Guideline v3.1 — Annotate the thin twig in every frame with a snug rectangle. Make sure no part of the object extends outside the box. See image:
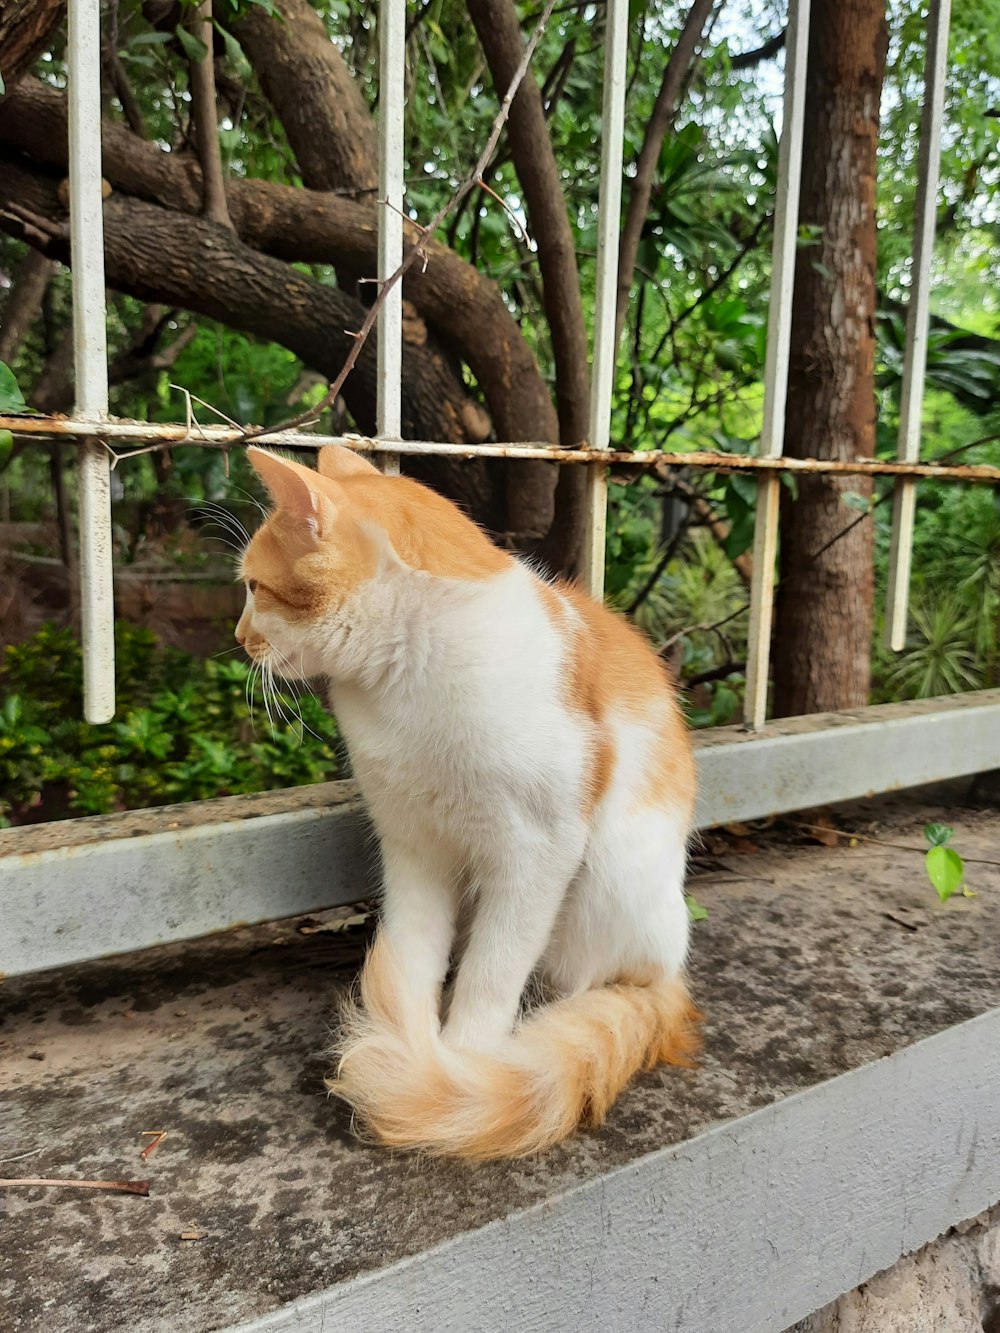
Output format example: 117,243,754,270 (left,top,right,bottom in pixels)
0,1177,150,1195
789,820,1000,868
659,603,749,652
627,512,693,613
240,0,560,444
